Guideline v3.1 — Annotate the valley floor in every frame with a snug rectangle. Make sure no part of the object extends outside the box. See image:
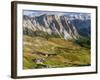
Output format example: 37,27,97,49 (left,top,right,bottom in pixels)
23,35,90,69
